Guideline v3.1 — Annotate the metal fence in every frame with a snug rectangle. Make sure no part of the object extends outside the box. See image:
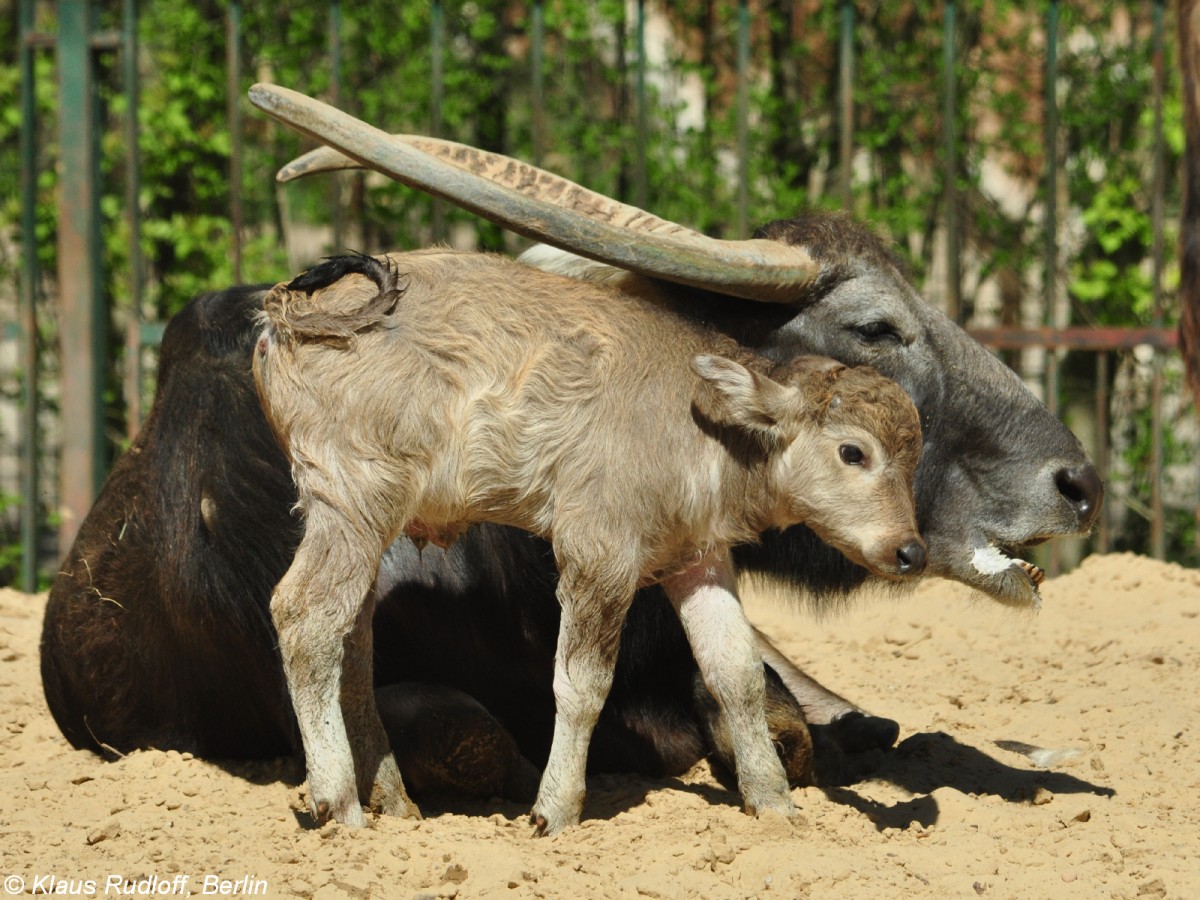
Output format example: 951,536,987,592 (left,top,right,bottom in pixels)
12,0,1185,591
